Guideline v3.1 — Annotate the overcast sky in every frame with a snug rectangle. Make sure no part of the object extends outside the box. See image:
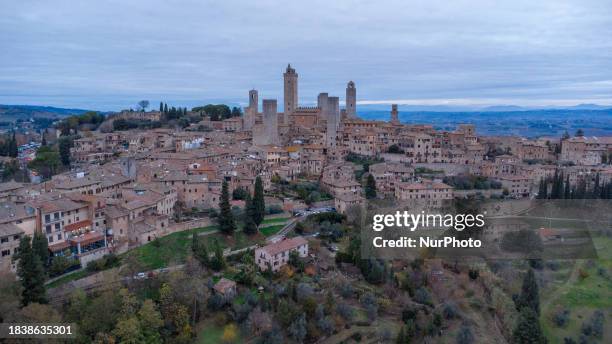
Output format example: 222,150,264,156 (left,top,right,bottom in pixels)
1,0,611,110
